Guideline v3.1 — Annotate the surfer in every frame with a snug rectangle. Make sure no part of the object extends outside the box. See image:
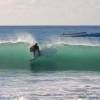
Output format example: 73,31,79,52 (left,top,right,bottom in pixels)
30,43,41,56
